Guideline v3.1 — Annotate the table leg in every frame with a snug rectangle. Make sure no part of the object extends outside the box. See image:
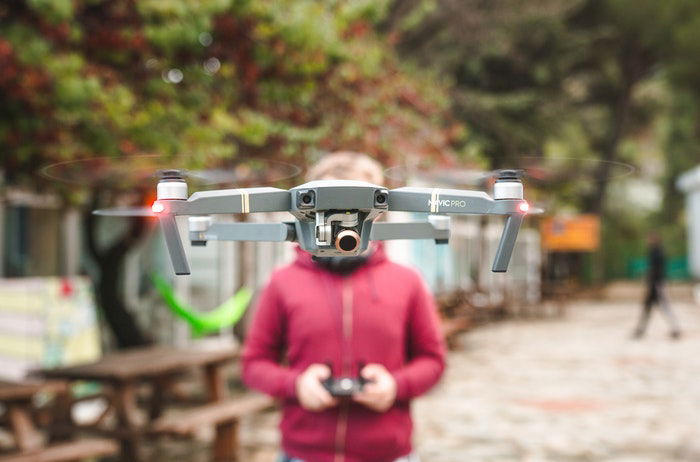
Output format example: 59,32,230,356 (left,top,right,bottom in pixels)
7,402,43,452
204,363,227,402
49,383,73,442
213,420,239,462
205,363,238,460
148,374,175,421
113,380,142,461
